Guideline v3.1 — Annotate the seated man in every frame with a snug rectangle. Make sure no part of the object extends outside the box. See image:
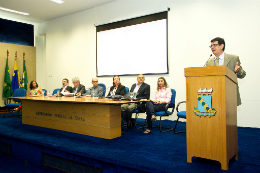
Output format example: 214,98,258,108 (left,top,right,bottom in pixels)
58,78,73,96
71,77,86,96
121,74,150,128
84,78,104,97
